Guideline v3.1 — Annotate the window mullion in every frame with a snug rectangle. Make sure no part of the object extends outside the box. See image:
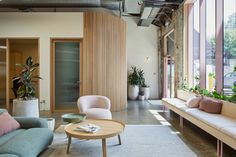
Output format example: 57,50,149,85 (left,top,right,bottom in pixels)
215,0,224,92
199,0,206,88
188,4,194,86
